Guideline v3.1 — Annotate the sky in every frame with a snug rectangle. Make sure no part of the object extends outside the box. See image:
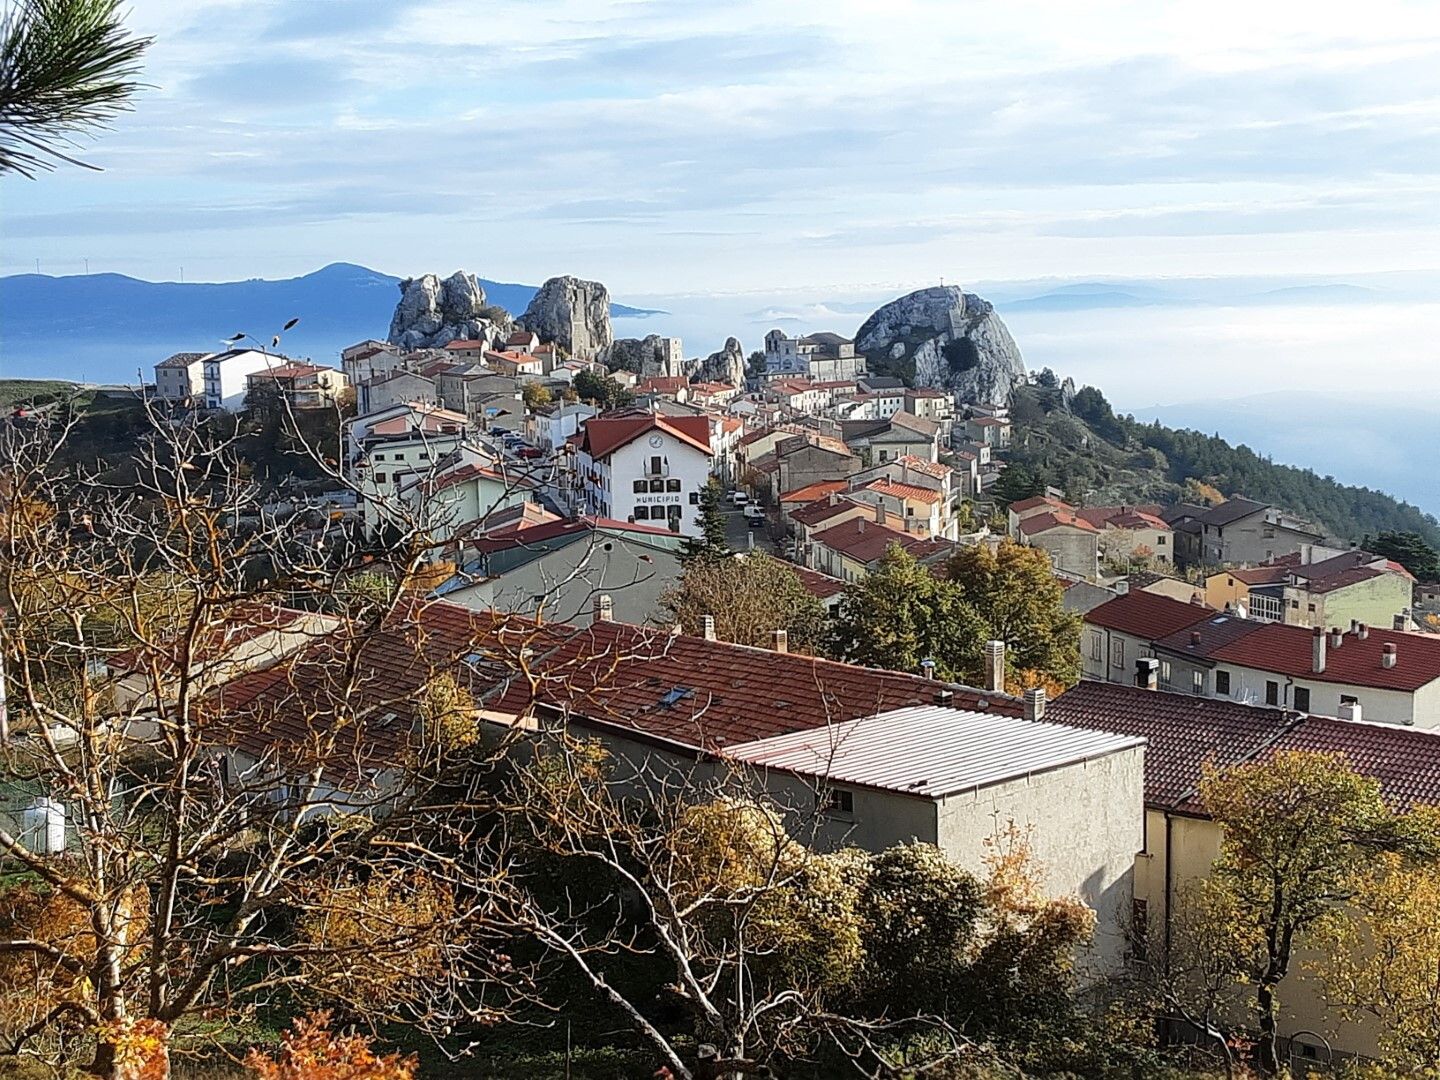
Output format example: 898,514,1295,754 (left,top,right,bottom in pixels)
6,0,1440,295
